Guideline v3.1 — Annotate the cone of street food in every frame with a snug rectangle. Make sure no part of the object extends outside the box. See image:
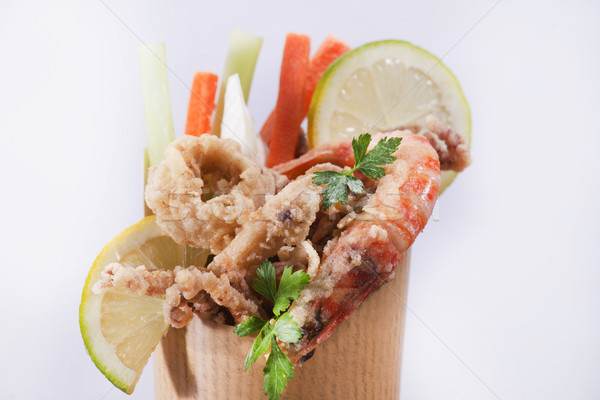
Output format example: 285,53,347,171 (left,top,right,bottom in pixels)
79,34,471,400
146,107,469,398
